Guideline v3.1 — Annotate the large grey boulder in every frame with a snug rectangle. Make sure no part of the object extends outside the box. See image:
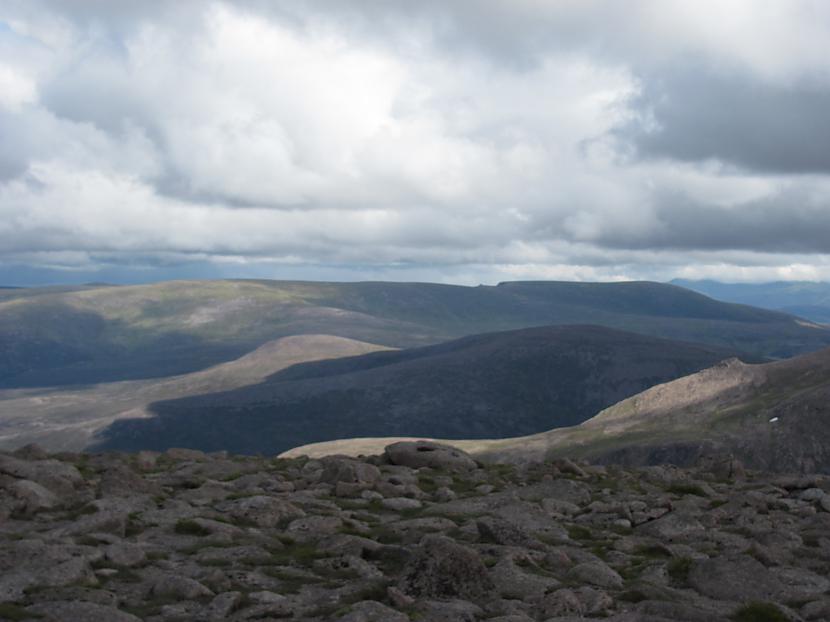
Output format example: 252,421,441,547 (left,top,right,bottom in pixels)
220,495,304,528
319,457,381,488
538,586,613,618
385,441,477,471
636,511,704,542
0,541,99,602
149,574,214,600
399,535,493,599
566,561,624,589
0,454,83,497
8,479,59,515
